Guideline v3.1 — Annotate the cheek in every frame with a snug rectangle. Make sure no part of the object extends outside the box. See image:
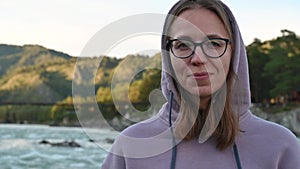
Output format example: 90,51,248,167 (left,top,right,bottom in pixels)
221,59,230,76
223,48,232,75
213,54,231,76
209,55,231,91
222,55,231,76
170,57,187,80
